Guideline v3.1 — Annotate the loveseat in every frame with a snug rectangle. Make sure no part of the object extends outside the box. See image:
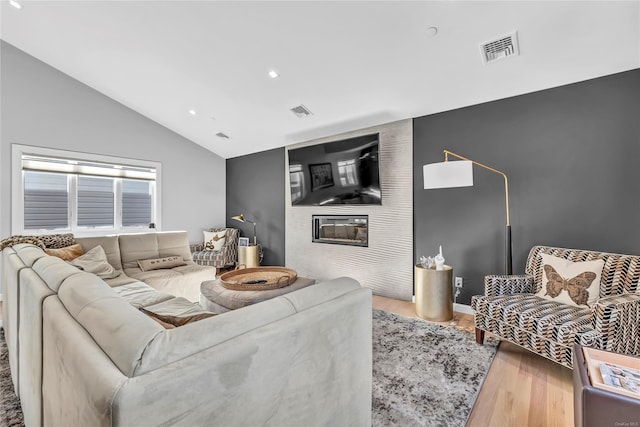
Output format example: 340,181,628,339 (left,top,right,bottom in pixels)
2,242,372,426
472,246,640,368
